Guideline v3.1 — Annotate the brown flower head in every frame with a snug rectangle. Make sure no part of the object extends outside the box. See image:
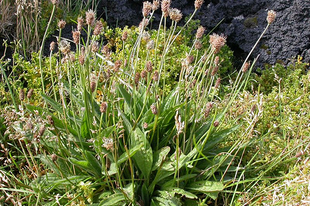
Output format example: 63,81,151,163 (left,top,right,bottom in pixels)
143,1,153,17
86,9,96,26
211,66,219,76
153,70,159,81
100,102,108,113
141,70,147,79
19,88,24,101
39,125,46,136
91,41,99,53
122,30,128,41
139,18,149,31
58,20,66,29
214,56,220,66
59,40,71,55
72,30,80,44
101,45,110,56
213,120,219,127
135,72,141,85
27,89,34,99
50,41,56,51
195,40,203,50
195,0,204,10
196,26,205,39
267,10,276,24
186,55,194,65
114,60,122,72
242,62,250,73
209,33,226,54
146,61,153,72
151,103,158,115
161,0,171,17
215,77,221,89
51,0,59,5
204,102,213,118
152,0,160,11
93,20,103,36
77,17,84,31
169,8,183,22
